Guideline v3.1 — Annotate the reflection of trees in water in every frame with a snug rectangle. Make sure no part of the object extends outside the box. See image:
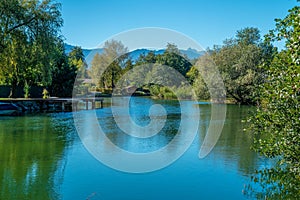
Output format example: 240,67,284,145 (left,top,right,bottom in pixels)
198,104,259,175
98,97,180,153
101,99,260,176
0,114,75,200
